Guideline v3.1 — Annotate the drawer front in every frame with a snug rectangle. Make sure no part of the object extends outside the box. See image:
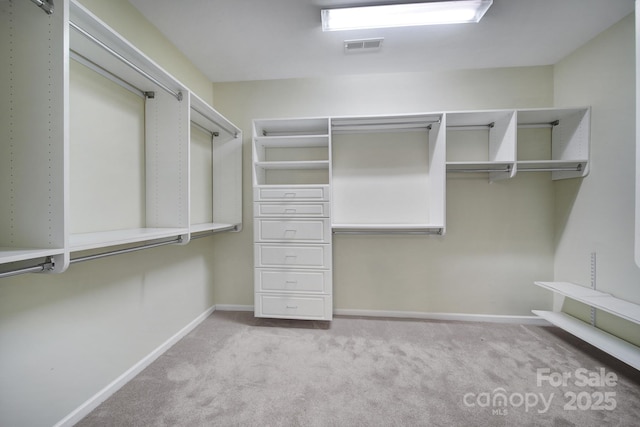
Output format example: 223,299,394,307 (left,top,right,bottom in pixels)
255,219,331,243
255,244,332,269
255,186,329,201
256,269,331,294
254,202,330,218
256,294,332,320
